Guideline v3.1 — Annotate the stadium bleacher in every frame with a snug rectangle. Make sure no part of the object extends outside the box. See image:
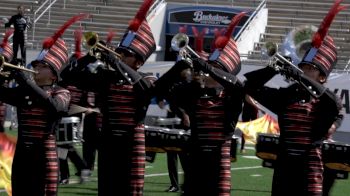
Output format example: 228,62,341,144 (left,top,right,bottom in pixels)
0,0,349,69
